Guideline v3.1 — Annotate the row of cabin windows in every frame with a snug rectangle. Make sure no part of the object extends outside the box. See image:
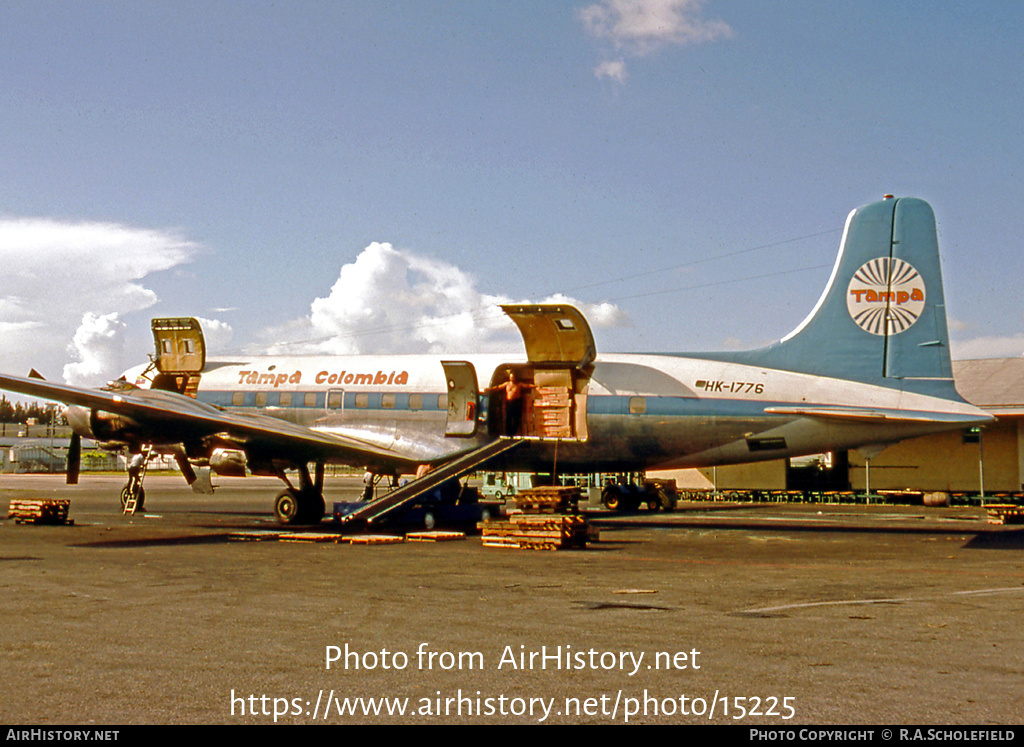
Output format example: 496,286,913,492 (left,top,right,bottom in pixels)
228,391,448,411
225,391,649,415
